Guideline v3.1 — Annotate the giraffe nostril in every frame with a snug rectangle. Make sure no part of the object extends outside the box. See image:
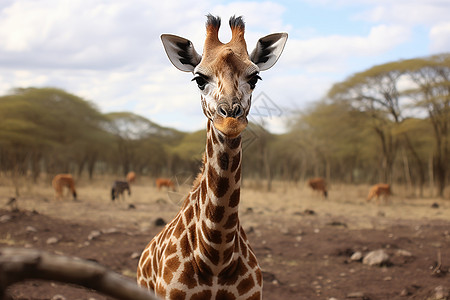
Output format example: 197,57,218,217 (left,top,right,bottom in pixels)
232,104,243,118
217,104,229,118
